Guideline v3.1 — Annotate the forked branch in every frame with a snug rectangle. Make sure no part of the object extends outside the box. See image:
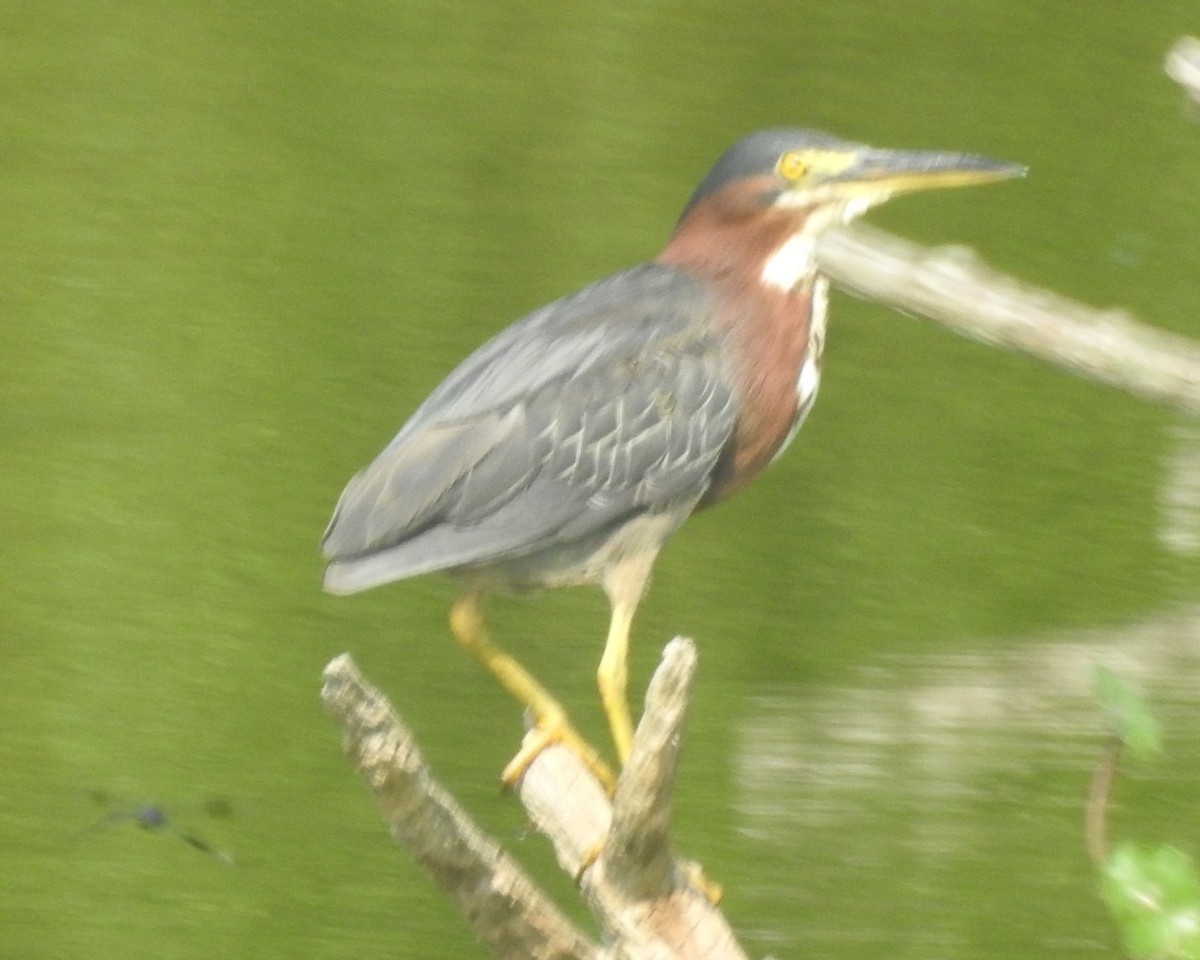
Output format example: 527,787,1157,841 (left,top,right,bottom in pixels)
321,640,747,960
